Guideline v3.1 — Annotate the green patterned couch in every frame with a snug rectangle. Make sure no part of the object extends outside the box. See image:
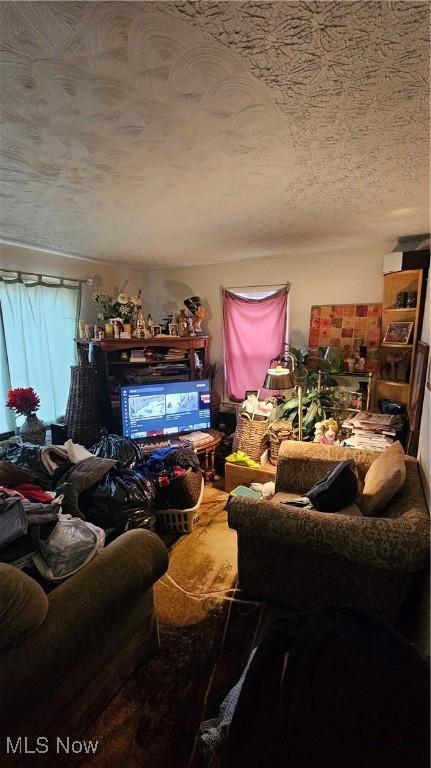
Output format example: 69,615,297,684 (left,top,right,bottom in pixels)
228,442,430,624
